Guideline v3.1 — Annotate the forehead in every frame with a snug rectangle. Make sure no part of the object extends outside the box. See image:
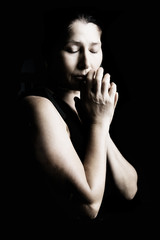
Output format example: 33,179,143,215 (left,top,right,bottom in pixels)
68,20,102,42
